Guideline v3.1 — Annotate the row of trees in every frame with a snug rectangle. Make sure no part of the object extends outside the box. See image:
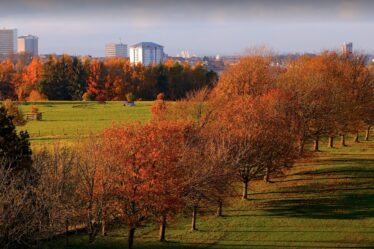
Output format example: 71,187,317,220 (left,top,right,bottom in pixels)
1,50,374,249
214,51,374,150
0,55,218,101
